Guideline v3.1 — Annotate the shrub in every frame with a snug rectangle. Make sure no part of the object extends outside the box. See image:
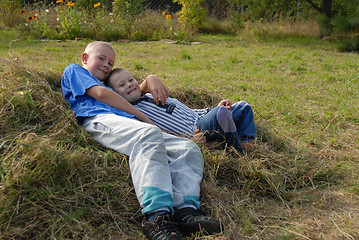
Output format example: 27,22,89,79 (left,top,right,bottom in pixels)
17,1,191,41
112,0,145,16
174,0,206,31
0,0,23,28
